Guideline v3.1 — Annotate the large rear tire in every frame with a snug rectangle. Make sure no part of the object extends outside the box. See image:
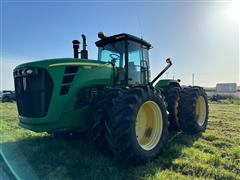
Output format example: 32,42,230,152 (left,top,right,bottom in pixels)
165,87,181,130
179,86,209,133
105,86,168,164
